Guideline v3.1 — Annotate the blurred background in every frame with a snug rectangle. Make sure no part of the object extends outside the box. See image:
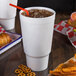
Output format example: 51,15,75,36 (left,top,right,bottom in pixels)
18,0,76,13
16,0,76,34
